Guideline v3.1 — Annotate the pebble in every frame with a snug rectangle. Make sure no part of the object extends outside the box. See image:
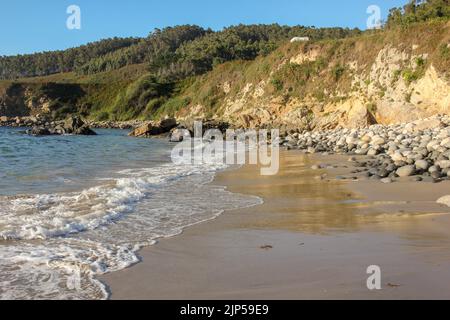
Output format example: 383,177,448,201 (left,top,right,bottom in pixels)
380,178,393,184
